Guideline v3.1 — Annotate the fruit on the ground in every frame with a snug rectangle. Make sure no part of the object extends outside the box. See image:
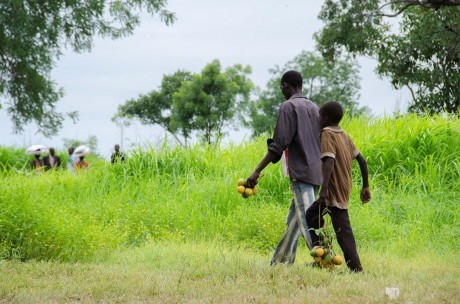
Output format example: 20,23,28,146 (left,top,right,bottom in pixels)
237,178,246,186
